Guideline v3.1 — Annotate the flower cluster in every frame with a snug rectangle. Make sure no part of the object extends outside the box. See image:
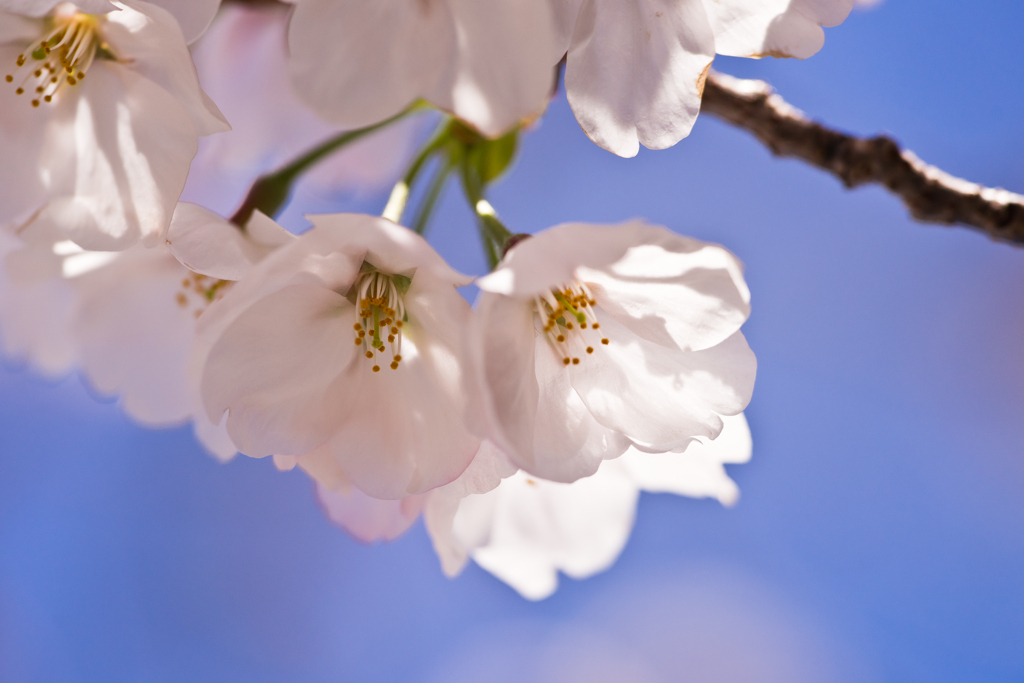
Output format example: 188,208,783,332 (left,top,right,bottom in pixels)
0,0,849,596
